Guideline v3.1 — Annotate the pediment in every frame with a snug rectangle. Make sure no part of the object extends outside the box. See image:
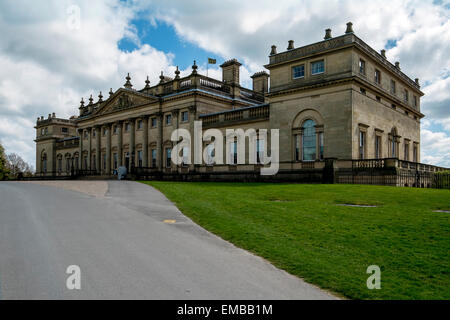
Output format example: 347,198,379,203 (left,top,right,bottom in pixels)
93,88,157,116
